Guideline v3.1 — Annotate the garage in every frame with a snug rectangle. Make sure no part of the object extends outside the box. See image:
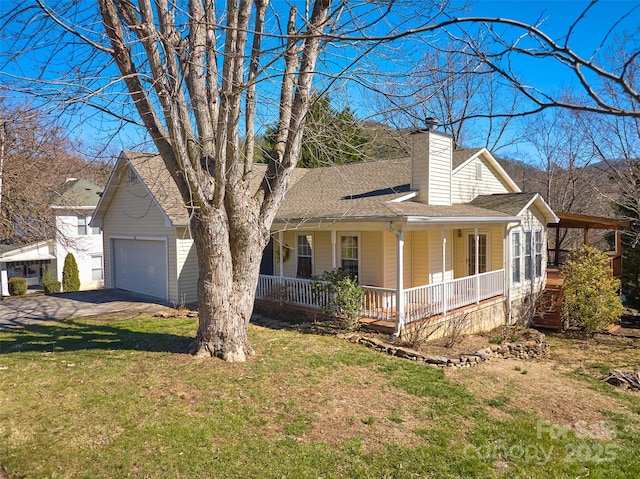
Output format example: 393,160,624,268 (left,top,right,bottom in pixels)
112,238,168,300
